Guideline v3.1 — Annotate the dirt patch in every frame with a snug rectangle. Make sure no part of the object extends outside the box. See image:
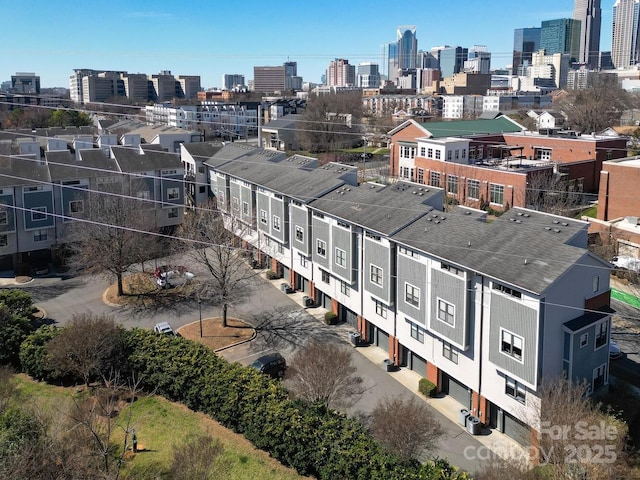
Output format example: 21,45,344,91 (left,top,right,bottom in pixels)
15,276,33,284
104,272,193,307
178,317,254,351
